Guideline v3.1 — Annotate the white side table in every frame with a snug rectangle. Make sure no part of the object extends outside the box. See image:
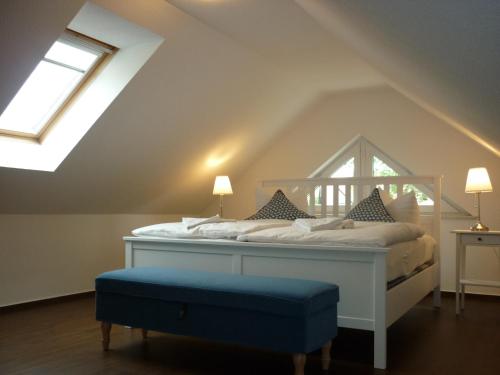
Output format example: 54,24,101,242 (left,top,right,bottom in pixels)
452,230,500,314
